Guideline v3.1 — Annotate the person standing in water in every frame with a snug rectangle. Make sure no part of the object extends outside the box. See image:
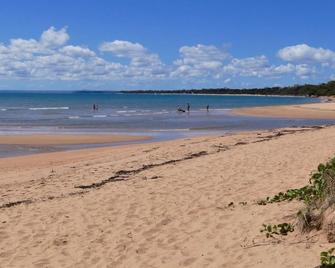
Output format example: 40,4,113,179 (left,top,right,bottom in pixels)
187,103,190,112
206,105,209,112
